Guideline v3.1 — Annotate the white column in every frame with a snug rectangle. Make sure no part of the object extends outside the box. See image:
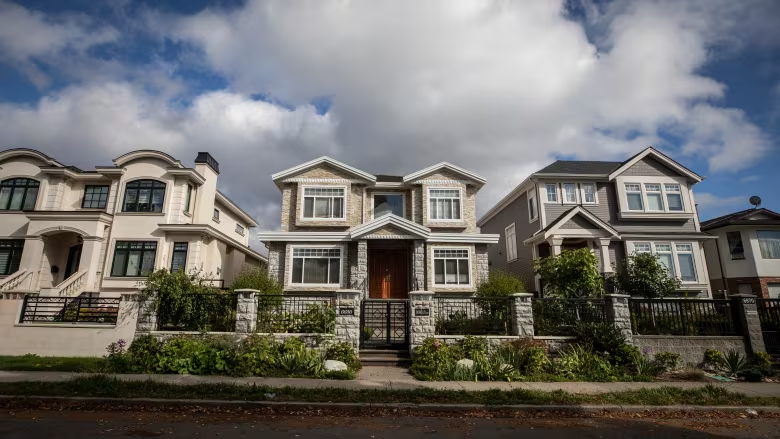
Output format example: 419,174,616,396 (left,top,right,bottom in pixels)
549,238,563,256
19,237,44,291
80,237,105,291
599,238,613,273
